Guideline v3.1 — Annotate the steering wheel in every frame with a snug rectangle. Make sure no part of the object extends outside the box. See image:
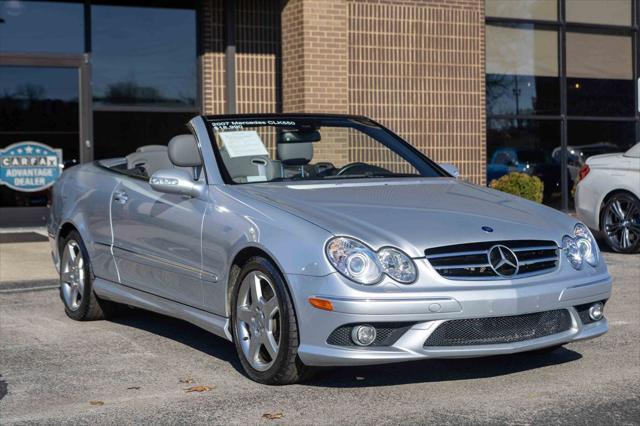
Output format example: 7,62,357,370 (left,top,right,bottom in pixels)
335,162,370,176
336,162,392,176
